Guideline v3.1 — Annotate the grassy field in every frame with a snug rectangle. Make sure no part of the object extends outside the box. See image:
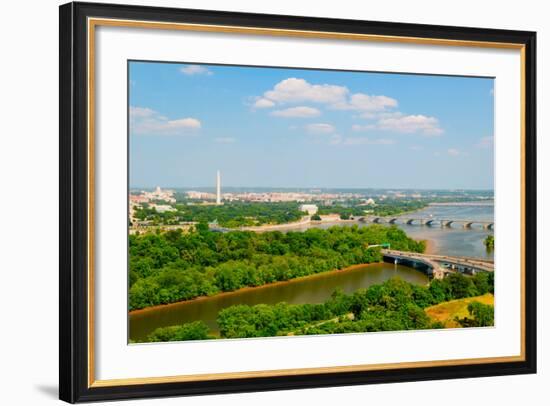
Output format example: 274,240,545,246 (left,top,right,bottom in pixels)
425,293,494,328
